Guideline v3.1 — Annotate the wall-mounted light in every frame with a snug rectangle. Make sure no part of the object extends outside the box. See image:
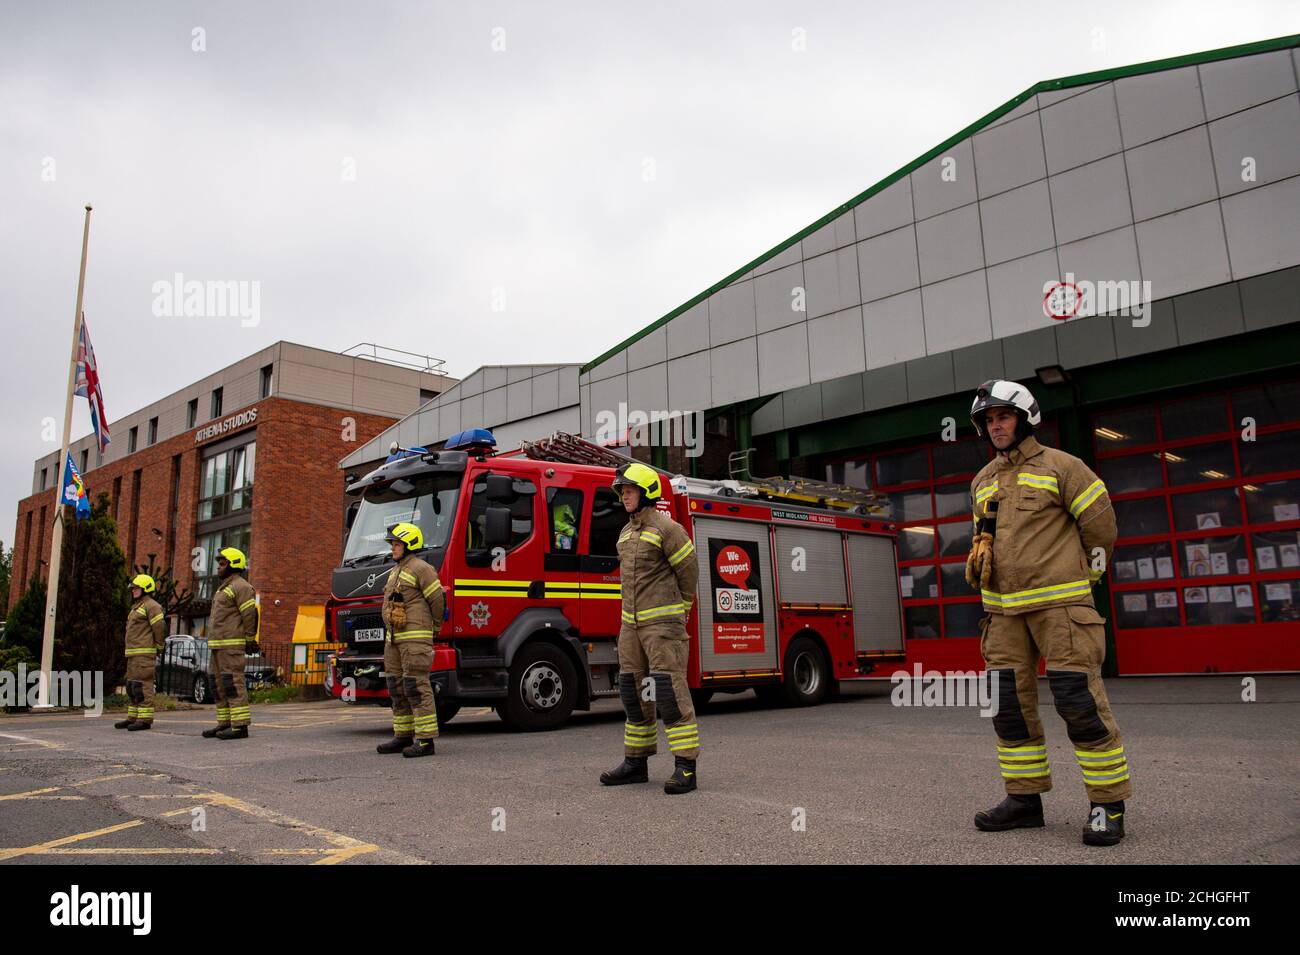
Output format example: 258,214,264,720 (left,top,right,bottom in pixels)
1035,365,1070,386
